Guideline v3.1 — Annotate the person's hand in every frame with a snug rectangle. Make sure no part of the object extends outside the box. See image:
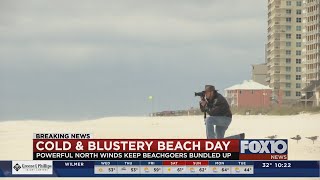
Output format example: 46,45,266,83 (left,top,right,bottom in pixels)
200,99,207,107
